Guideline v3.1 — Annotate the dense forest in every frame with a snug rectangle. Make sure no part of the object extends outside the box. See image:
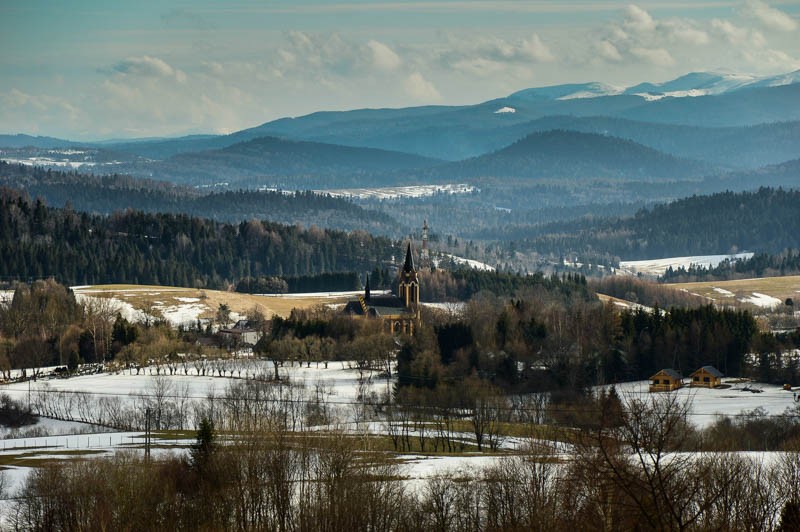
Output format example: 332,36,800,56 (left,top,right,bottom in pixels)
0,188,400,288
0,162,400,235
236,272,362,294
662,249,800,282
517,187,800,261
